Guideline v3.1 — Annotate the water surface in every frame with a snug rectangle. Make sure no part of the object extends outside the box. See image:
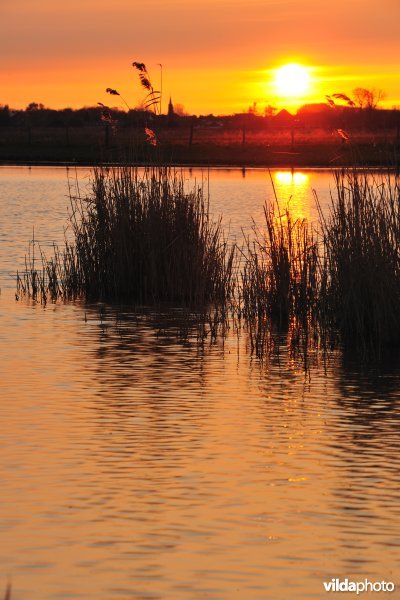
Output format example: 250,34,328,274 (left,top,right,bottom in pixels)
0,167,399,599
